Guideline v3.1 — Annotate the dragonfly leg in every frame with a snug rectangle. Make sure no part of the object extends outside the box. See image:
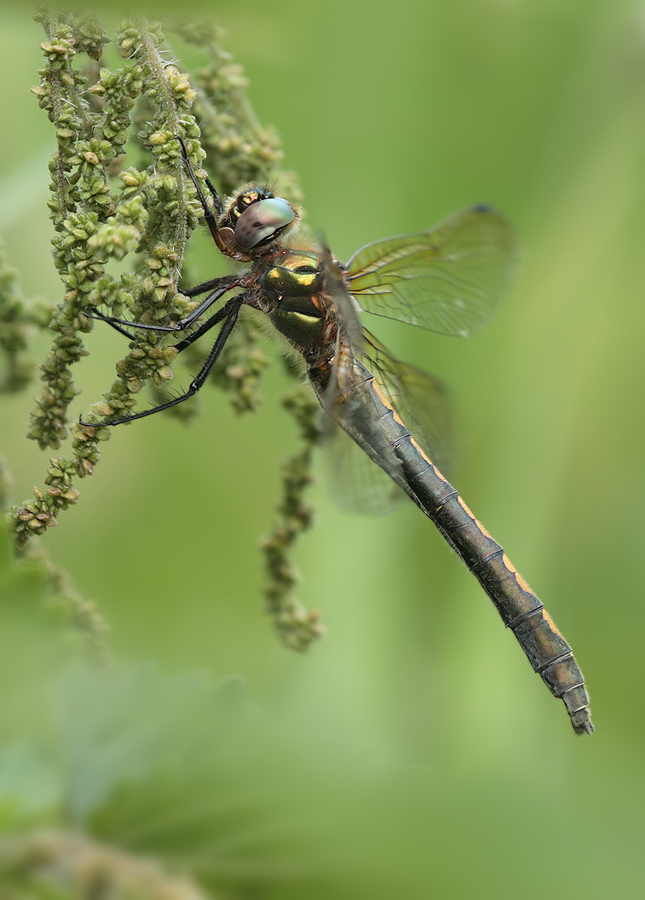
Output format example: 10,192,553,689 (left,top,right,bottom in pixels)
180,275,239,298
80,296,243,427
172,301,241,353
202,172,224,218
175,134,223,216
175,135,233,256
88,312,137,341
84,277,242,335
